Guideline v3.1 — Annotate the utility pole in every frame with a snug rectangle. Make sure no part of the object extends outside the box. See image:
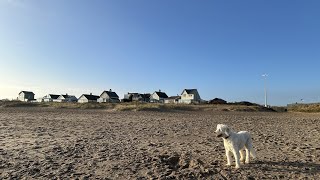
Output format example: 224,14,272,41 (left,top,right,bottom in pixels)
262,74,268,107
